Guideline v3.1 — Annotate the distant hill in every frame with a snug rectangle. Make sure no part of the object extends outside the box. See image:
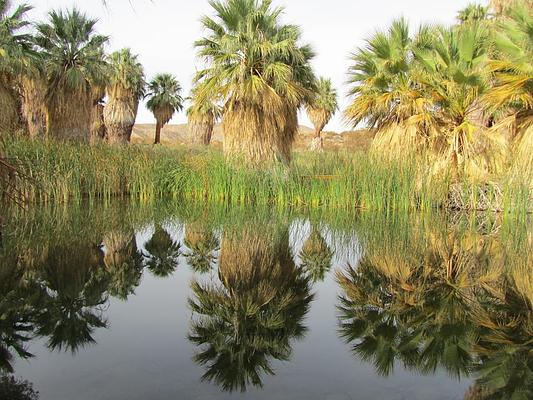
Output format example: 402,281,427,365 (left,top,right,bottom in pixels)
131,124,375,152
